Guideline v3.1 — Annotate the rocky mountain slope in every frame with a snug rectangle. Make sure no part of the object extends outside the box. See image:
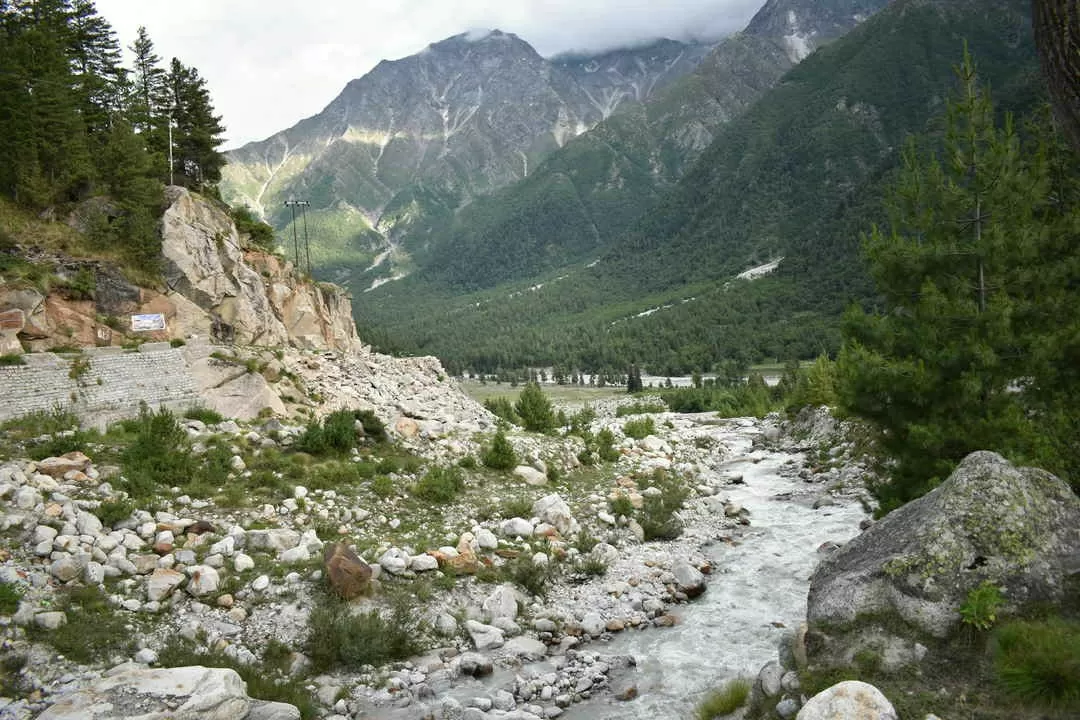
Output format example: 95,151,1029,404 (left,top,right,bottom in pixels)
219,33,712,282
